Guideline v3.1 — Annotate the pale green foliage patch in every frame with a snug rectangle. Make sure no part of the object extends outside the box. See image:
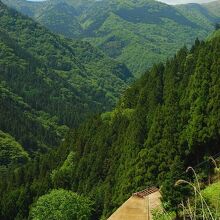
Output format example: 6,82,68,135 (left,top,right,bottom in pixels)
202,182,220,215
30,189,92,220
0,130,29,166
